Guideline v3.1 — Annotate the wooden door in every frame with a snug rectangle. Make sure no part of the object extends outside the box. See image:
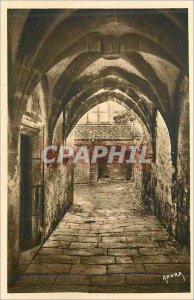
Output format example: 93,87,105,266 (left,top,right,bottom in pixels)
20,128,44,250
